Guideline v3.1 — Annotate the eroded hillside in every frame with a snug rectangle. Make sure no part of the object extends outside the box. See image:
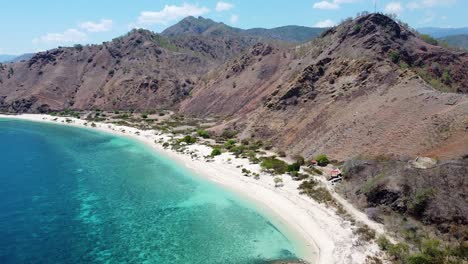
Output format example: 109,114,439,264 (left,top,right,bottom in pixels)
181,14,468,160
